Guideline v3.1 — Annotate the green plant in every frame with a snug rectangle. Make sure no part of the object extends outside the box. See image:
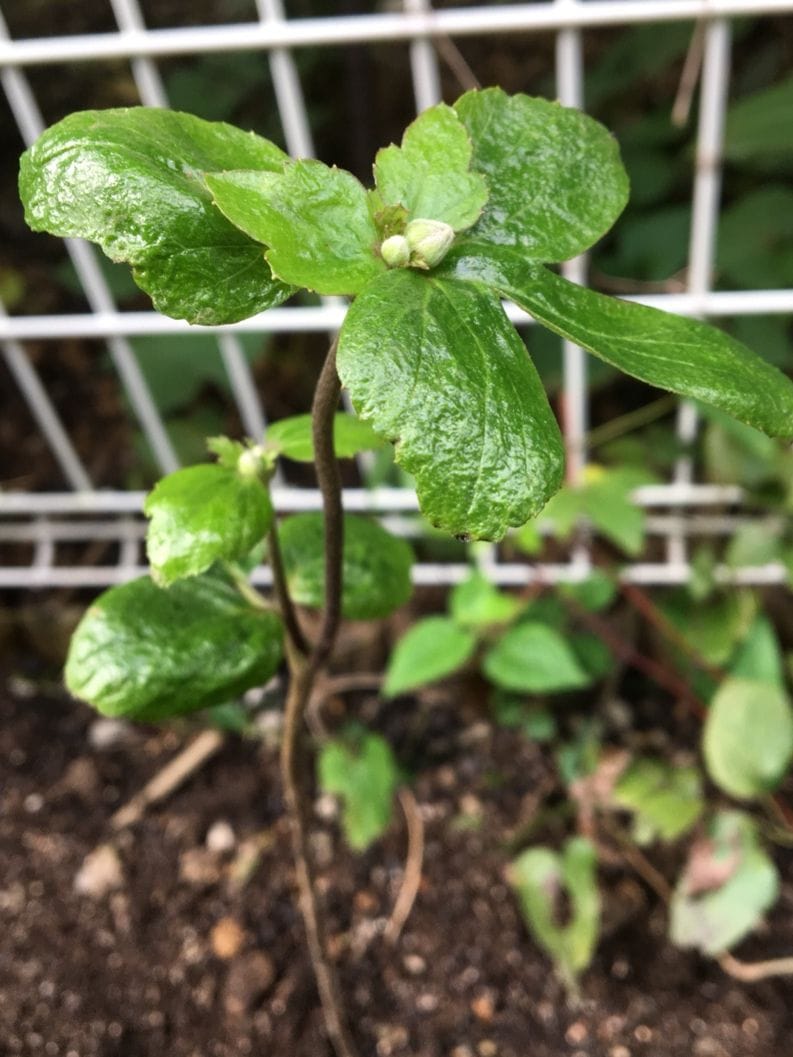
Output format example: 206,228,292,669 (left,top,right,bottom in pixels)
19,88,793,1053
